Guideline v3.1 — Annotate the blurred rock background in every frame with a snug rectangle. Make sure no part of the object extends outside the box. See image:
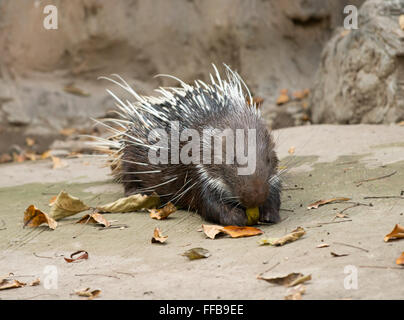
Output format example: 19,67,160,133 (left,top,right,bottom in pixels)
0,0,403,157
